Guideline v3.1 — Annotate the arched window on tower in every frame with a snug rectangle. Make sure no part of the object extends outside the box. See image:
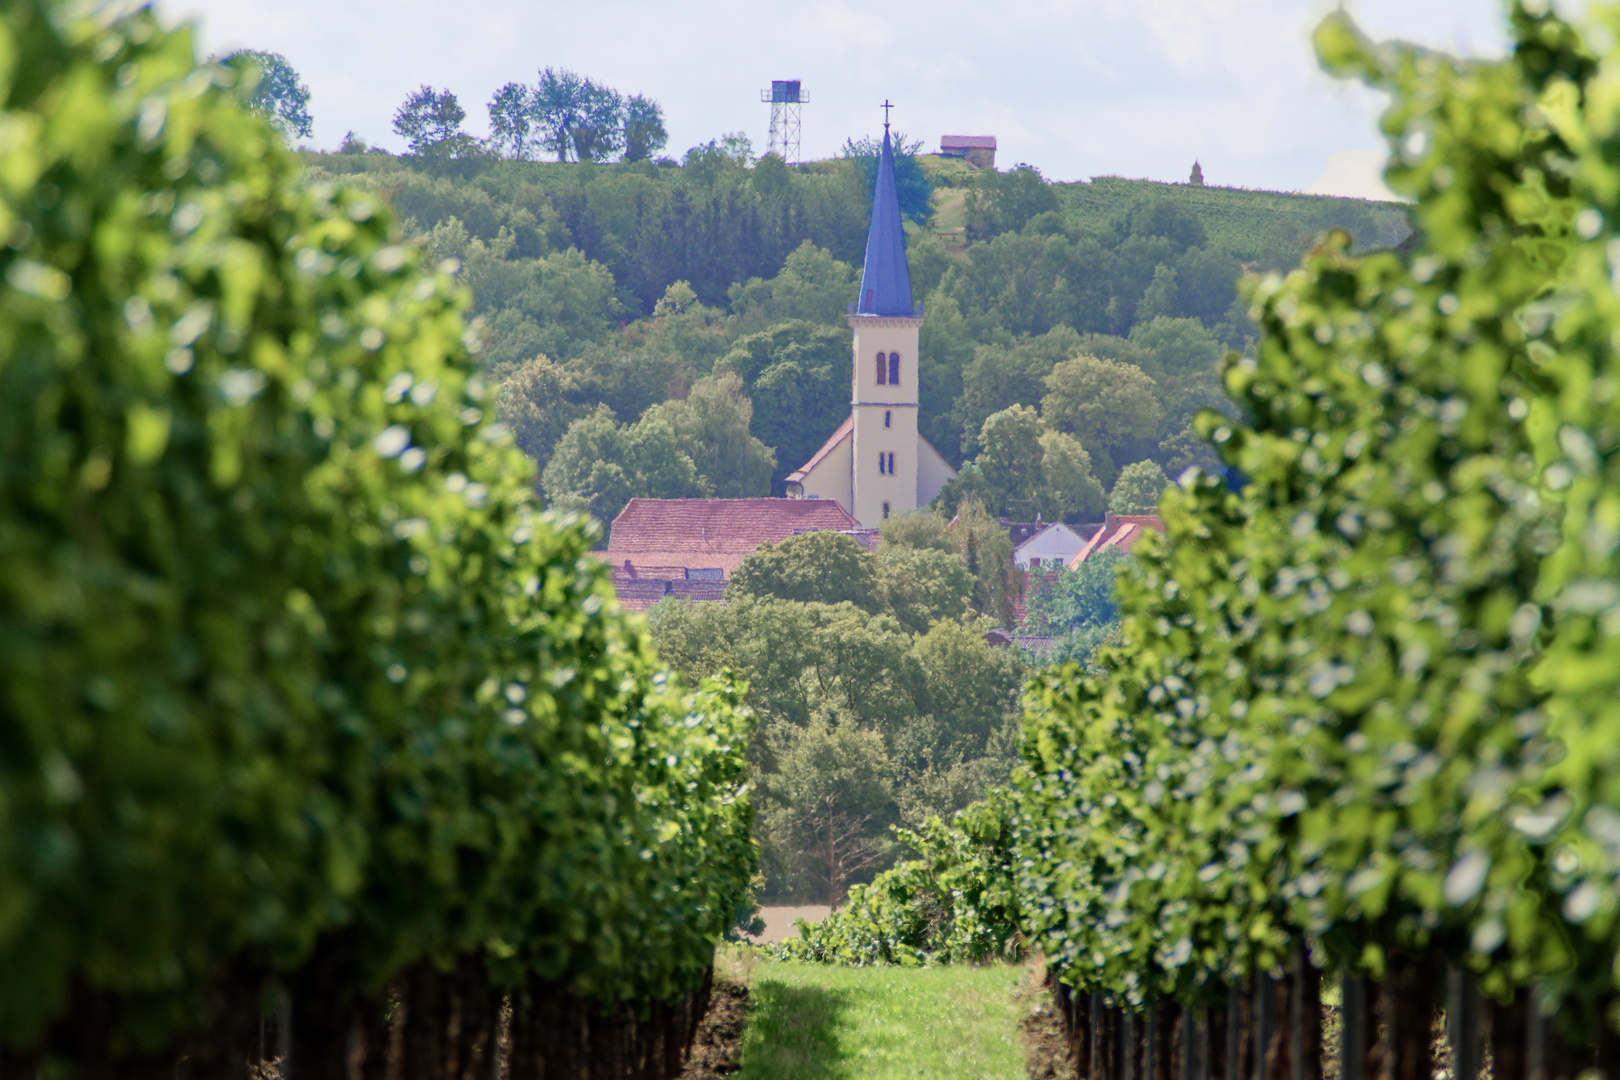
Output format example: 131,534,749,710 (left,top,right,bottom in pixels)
875,352,887,386
884,410,891,428
883,501,891,519
878,453,887,475
888,353,901,386
887,451,895,474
